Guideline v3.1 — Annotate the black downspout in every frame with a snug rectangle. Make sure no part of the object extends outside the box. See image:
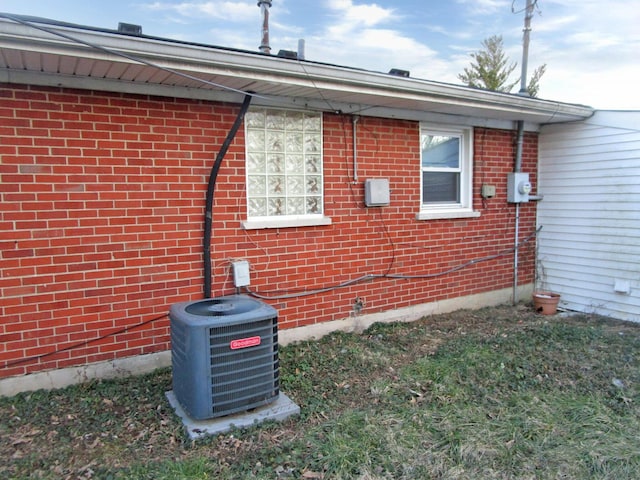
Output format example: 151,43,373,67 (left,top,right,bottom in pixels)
203,94,253,298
